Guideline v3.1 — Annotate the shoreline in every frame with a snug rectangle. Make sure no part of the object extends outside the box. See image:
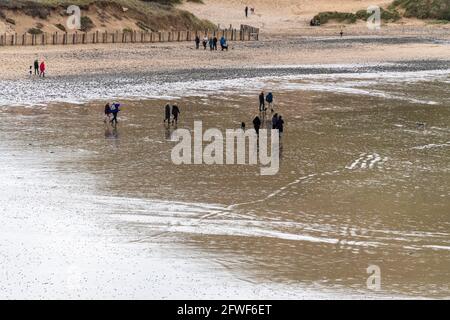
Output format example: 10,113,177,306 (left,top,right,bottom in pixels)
0,60,448,108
